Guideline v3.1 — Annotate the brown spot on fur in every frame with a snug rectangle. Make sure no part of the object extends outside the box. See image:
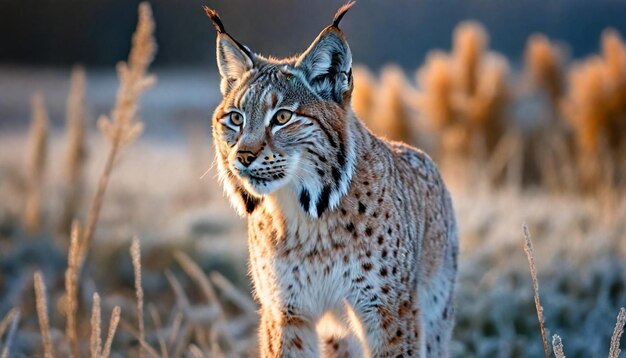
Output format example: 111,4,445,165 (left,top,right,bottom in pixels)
283,315,308,327
291,336,304,350
378,305,394,330
398,300,411,316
